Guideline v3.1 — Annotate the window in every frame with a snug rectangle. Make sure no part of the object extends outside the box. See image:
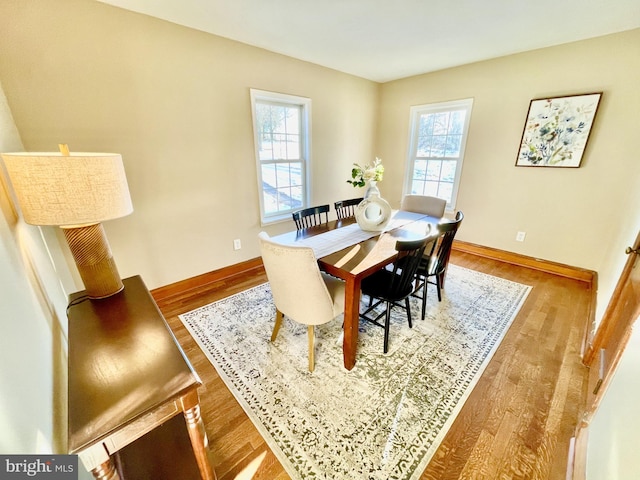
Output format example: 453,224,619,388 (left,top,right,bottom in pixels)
405,98,473,210
250,89,311,224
